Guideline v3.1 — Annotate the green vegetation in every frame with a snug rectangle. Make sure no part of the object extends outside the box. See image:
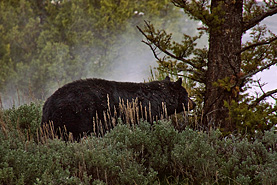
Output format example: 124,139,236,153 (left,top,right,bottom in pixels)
0,0,199,106
1,1,277,184
138,1,277,133
0,103,276,184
